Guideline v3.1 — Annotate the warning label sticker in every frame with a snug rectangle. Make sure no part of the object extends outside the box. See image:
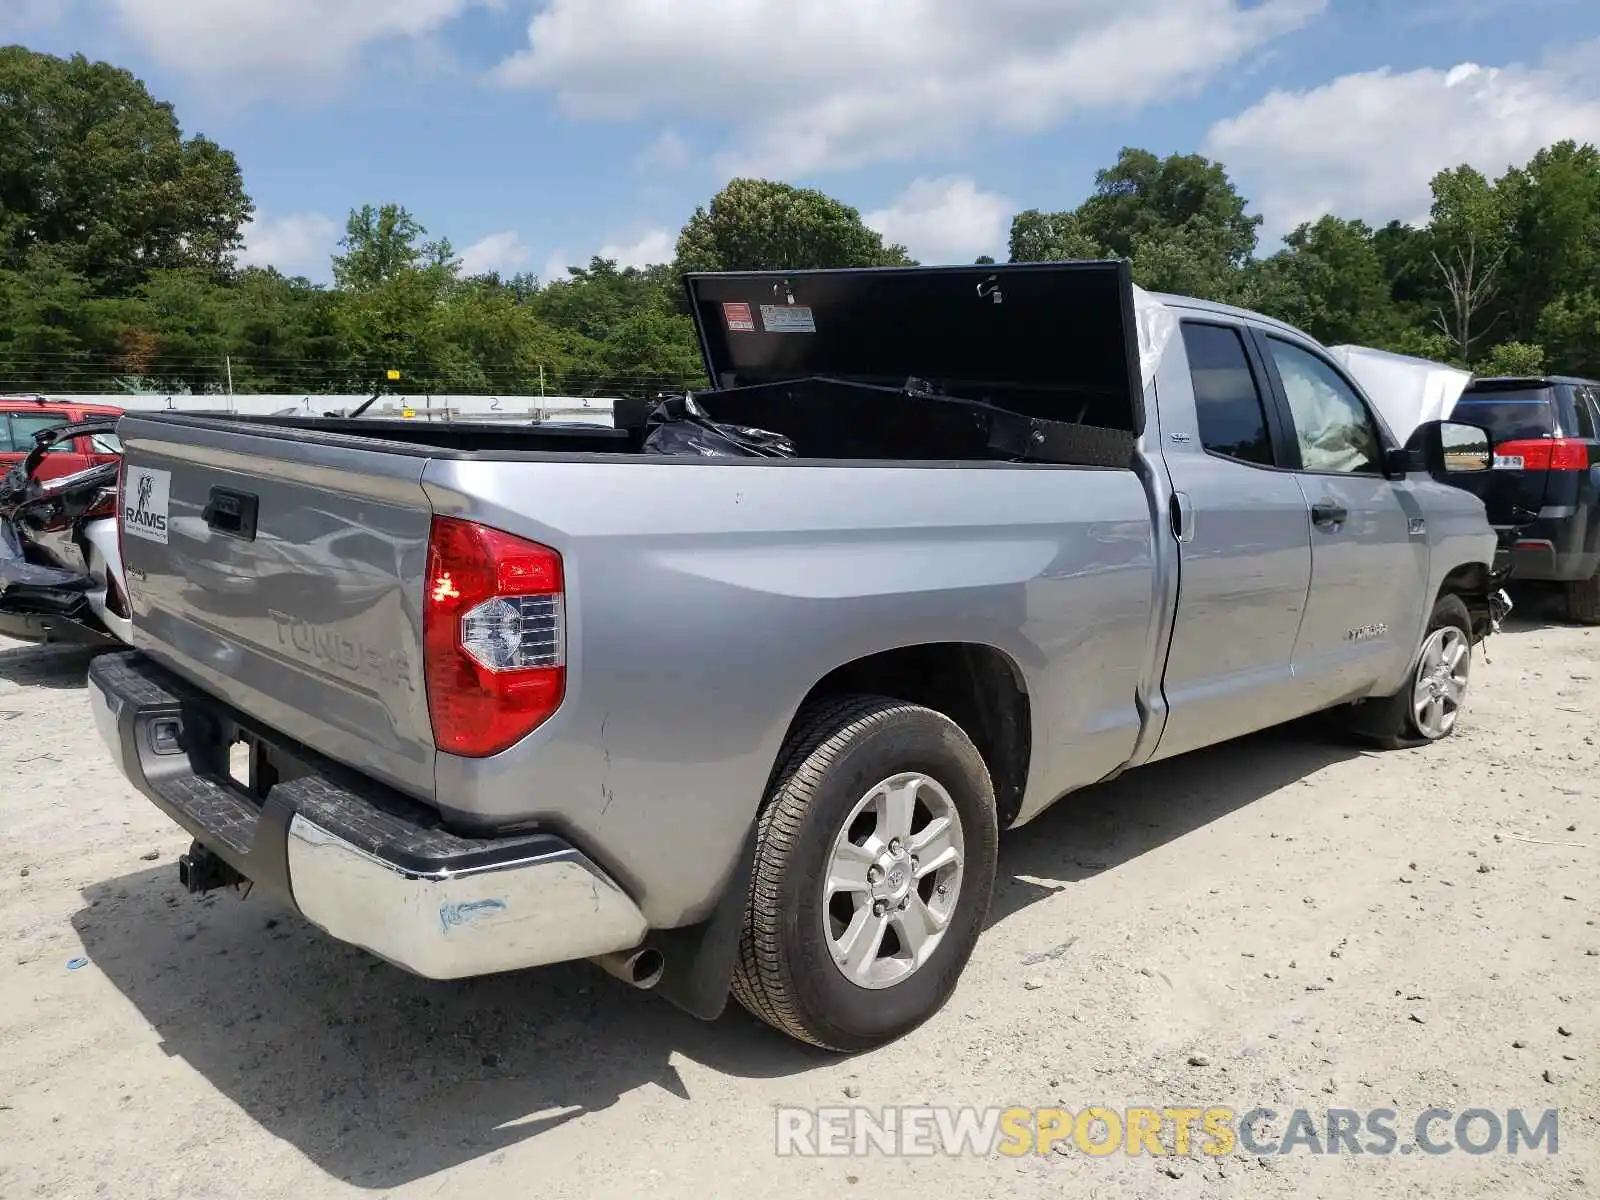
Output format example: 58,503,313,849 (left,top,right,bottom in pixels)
760,304,817,334
723,302,756,332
